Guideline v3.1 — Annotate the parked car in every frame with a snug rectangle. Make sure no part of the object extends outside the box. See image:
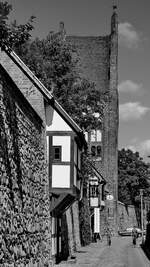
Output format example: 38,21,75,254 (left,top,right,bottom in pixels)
118,227,143,237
